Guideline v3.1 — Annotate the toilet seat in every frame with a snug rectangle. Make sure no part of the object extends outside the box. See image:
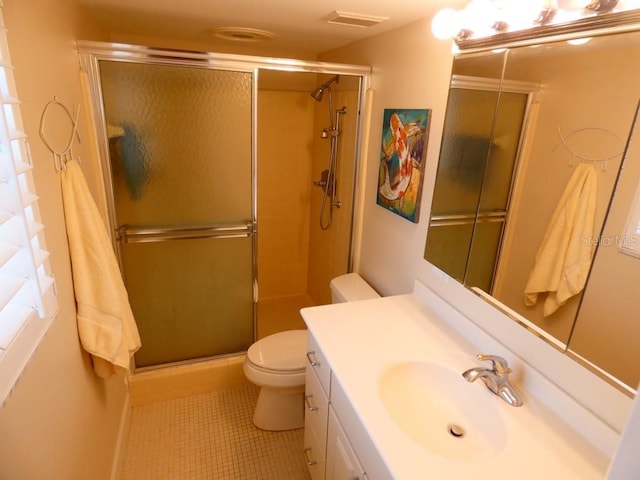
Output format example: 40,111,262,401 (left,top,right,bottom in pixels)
246,329,307,373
